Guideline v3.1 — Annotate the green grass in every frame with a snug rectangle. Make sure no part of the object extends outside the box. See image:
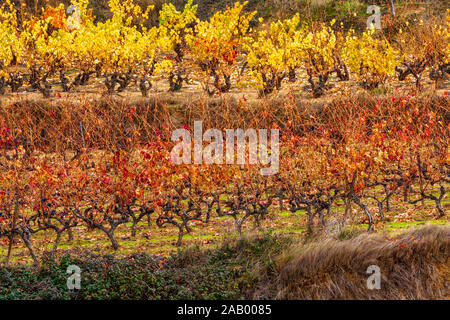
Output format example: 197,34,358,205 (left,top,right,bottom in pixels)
2,224,448,300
